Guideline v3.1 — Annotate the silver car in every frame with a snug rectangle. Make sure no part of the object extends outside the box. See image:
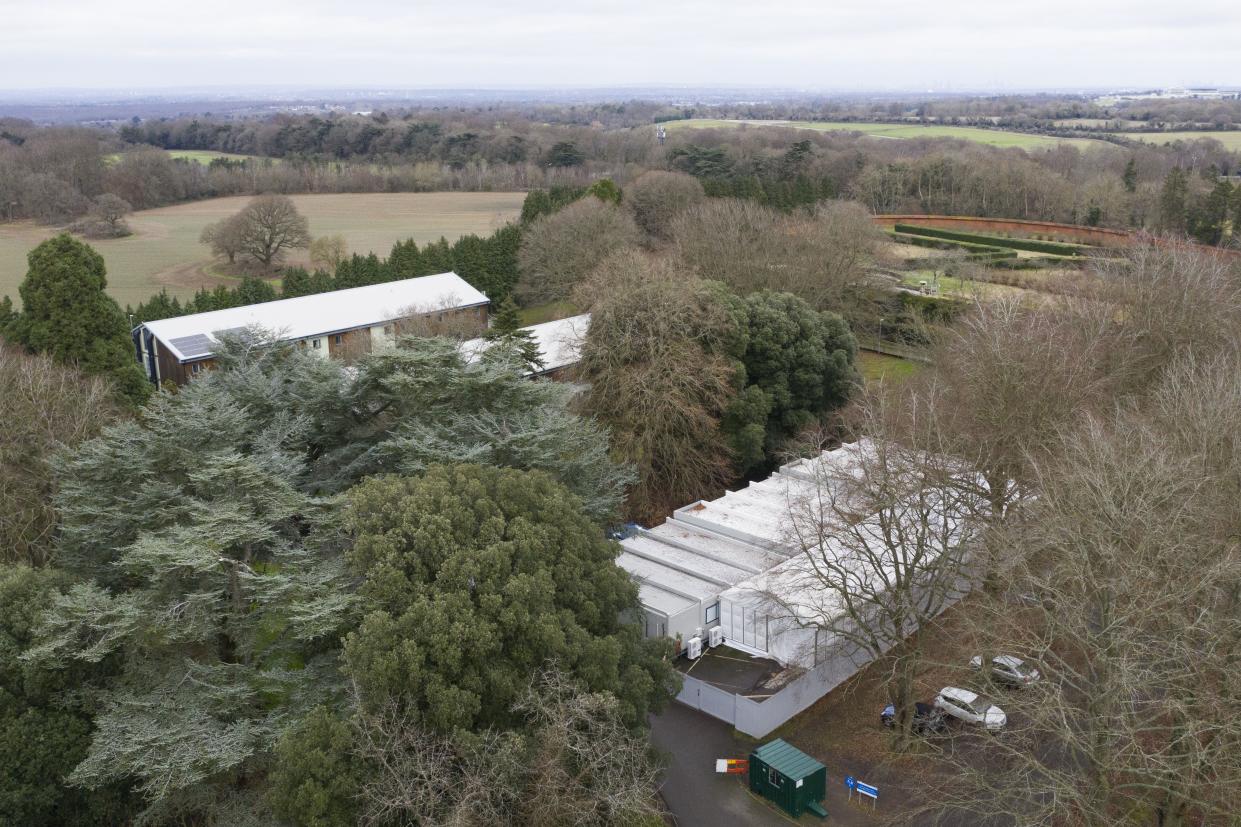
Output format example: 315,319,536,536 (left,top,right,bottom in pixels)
934,686,1007,731
970,654,1041,687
